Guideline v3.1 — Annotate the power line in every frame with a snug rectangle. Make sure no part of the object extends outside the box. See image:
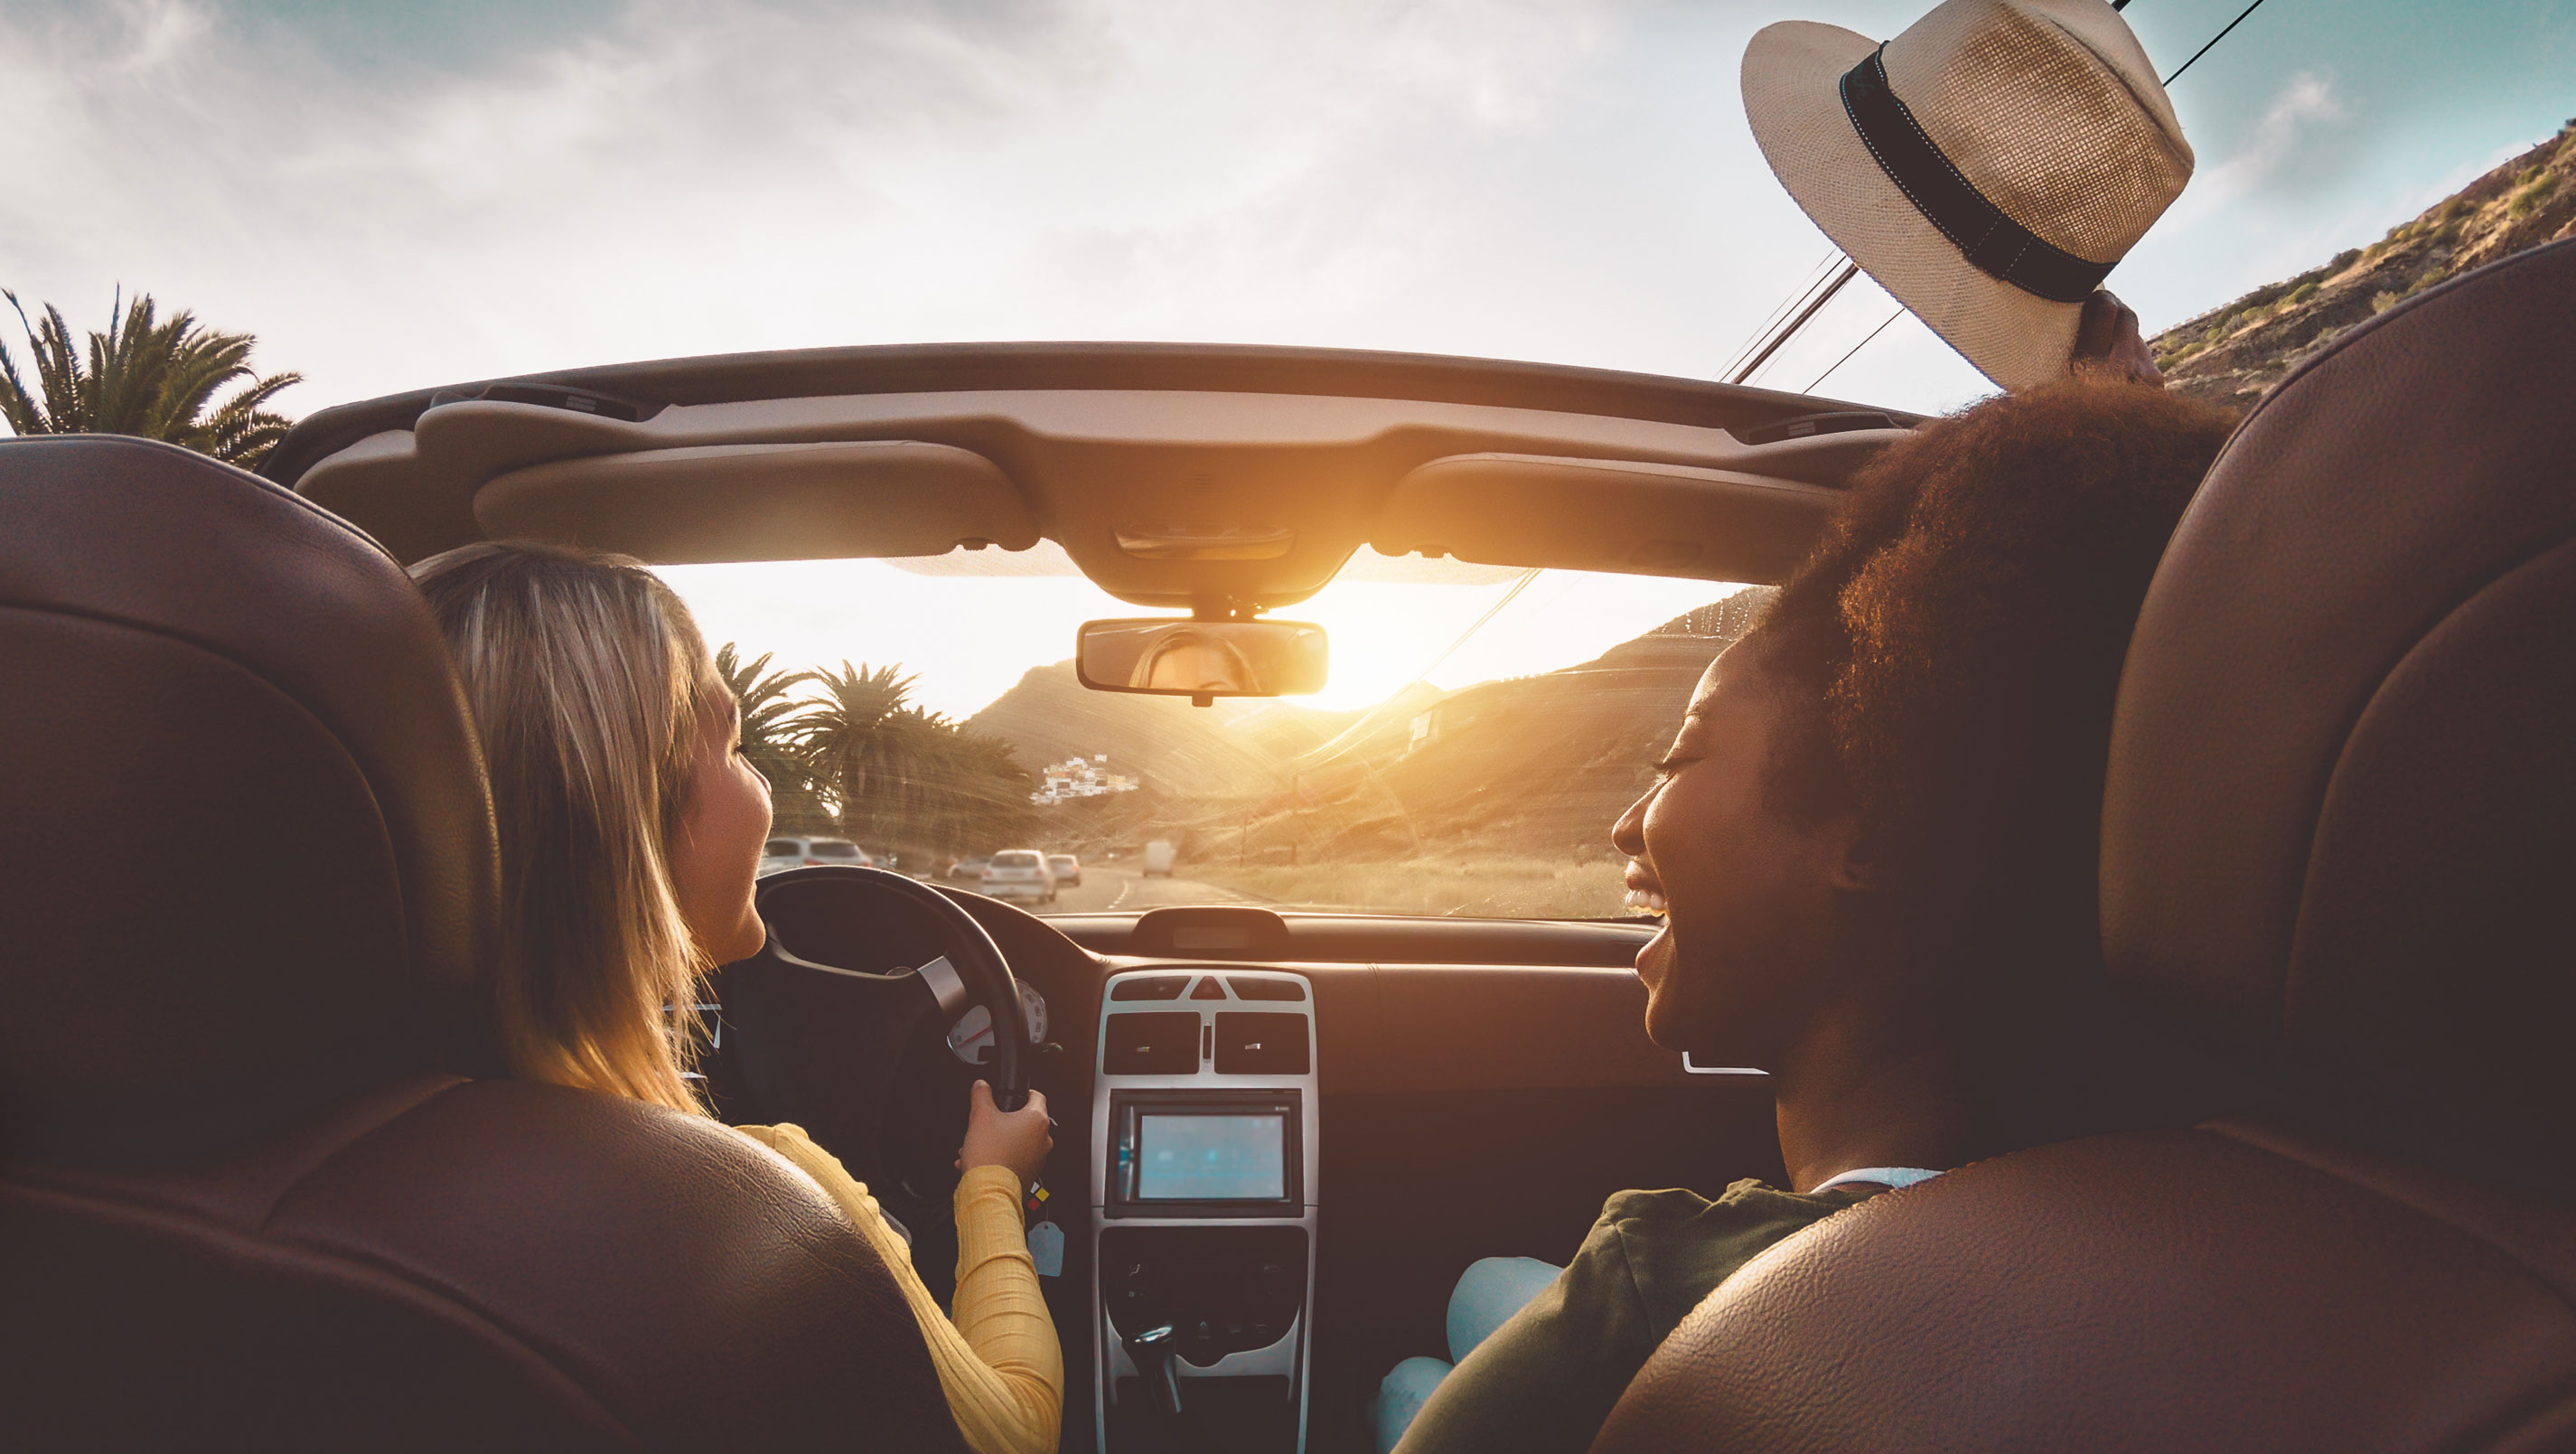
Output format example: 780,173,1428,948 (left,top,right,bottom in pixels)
2162,0,2272,87
1719,247,1846,380
1805,305,1905,393
1728,259,1859,385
